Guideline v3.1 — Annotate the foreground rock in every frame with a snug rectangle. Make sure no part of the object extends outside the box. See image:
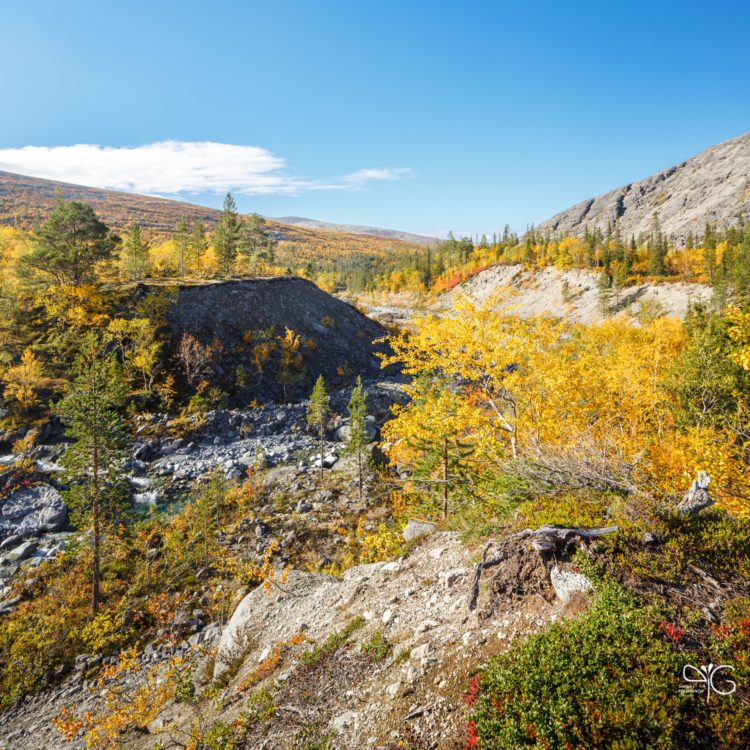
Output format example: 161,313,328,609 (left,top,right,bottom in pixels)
0,484,67,540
